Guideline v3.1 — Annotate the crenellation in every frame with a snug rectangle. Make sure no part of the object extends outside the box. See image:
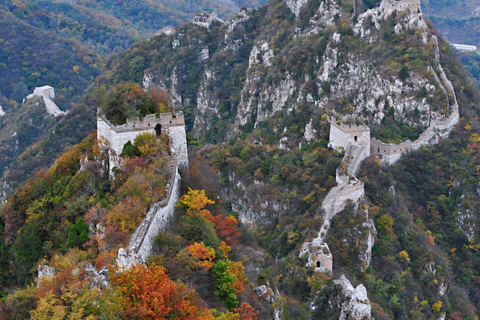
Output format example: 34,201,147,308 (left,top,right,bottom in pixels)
328,122,370,153
192,12,224,29
97,111,188,169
